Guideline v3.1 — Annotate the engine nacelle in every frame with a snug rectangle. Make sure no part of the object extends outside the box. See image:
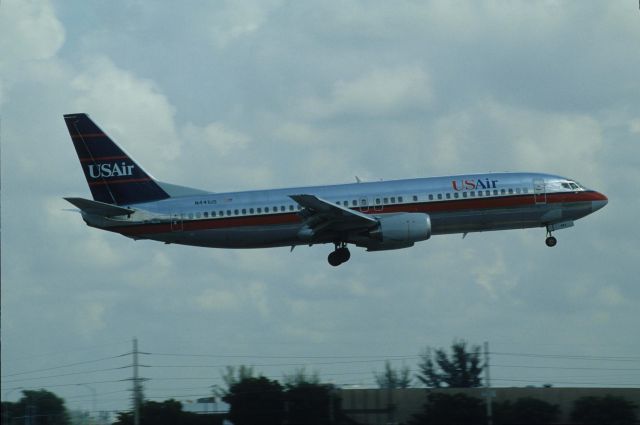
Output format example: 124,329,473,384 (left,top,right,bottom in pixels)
370,213,431,244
